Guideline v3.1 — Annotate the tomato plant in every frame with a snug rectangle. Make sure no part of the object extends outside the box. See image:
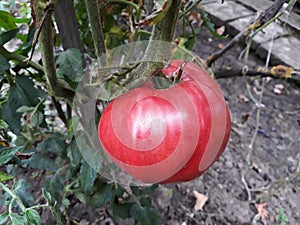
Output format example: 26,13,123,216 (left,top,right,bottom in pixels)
98,60,231,183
